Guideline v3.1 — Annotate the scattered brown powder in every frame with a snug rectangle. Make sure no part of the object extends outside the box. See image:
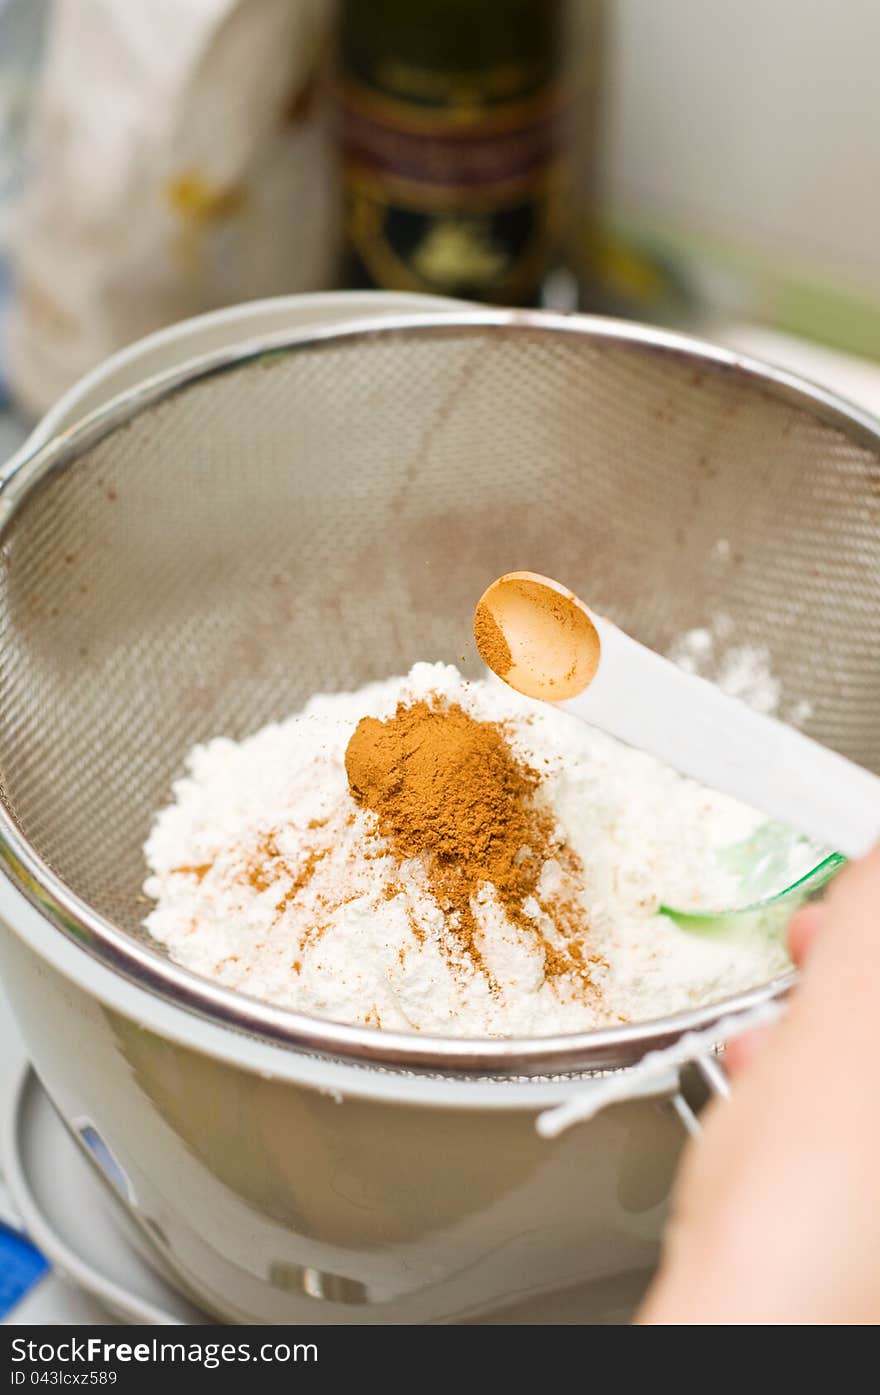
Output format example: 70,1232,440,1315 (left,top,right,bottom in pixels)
245,836,276,891
243,833,329,927
405,907,426,945
473,600,512,677
345,697,598,996
172,862,213,883
274,847,329,917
